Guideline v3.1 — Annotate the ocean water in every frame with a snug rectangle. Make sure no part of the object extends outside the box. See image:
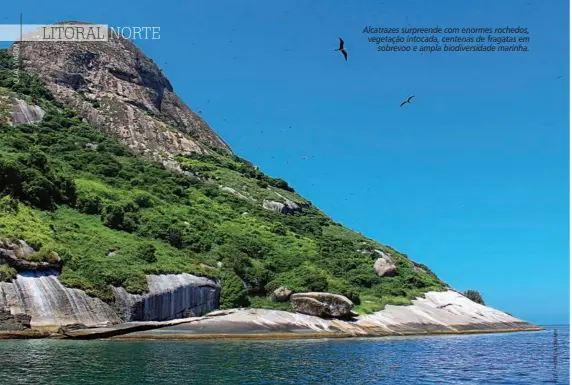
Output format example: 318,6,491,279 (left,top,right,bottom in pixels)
0,325,568,384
